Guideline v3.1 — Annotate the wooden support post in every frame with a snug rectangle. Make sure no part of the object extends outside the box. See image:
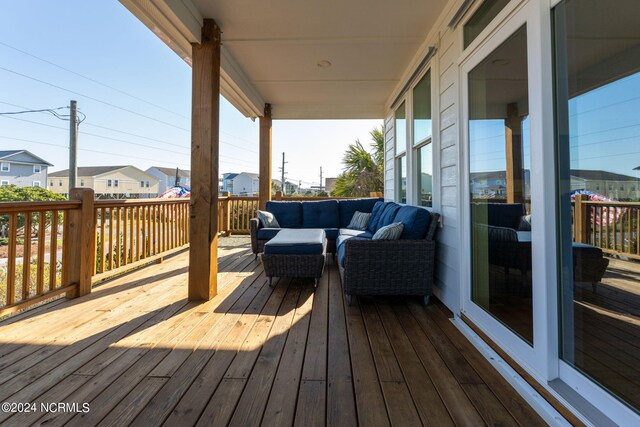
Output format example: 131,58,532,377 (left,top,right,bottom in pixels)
573,194,589,243
189,19,221,301
505,102,524,204
275,191,283,201
259,103,272,210
67,188,95,297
